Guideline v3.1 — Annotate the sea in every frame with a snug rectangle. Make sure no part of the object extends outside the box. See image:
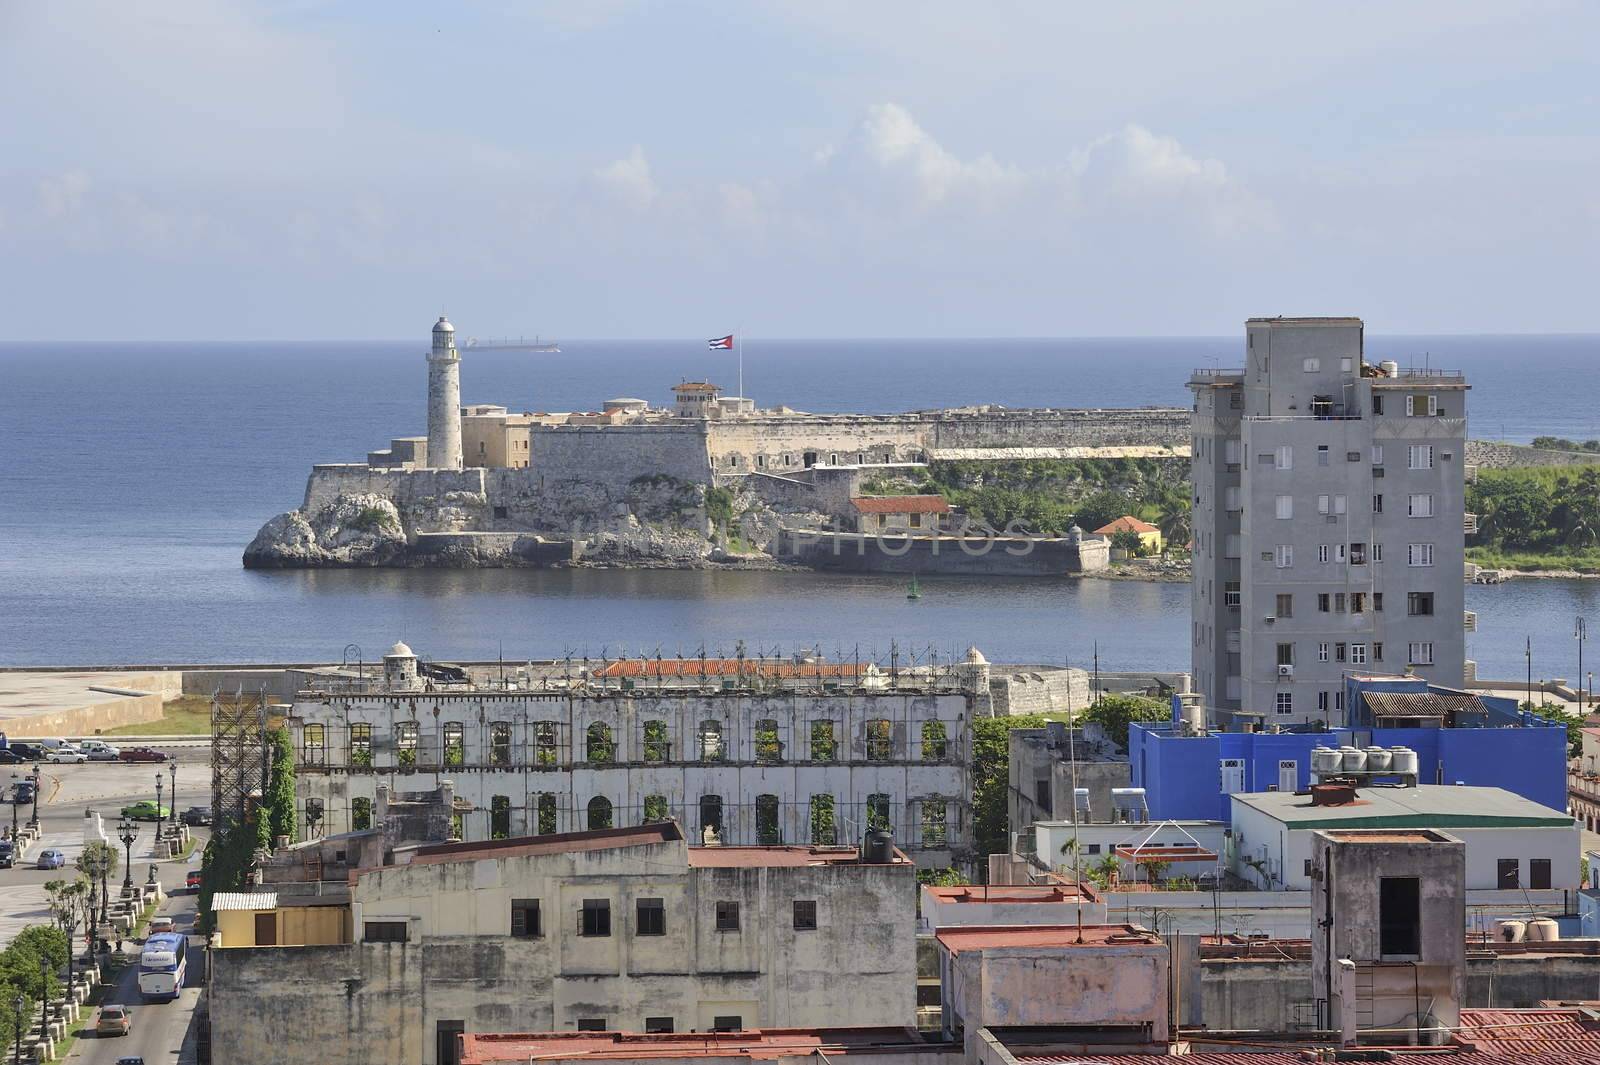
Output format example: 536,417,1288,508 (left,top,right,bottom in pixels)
4,334,1600,677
